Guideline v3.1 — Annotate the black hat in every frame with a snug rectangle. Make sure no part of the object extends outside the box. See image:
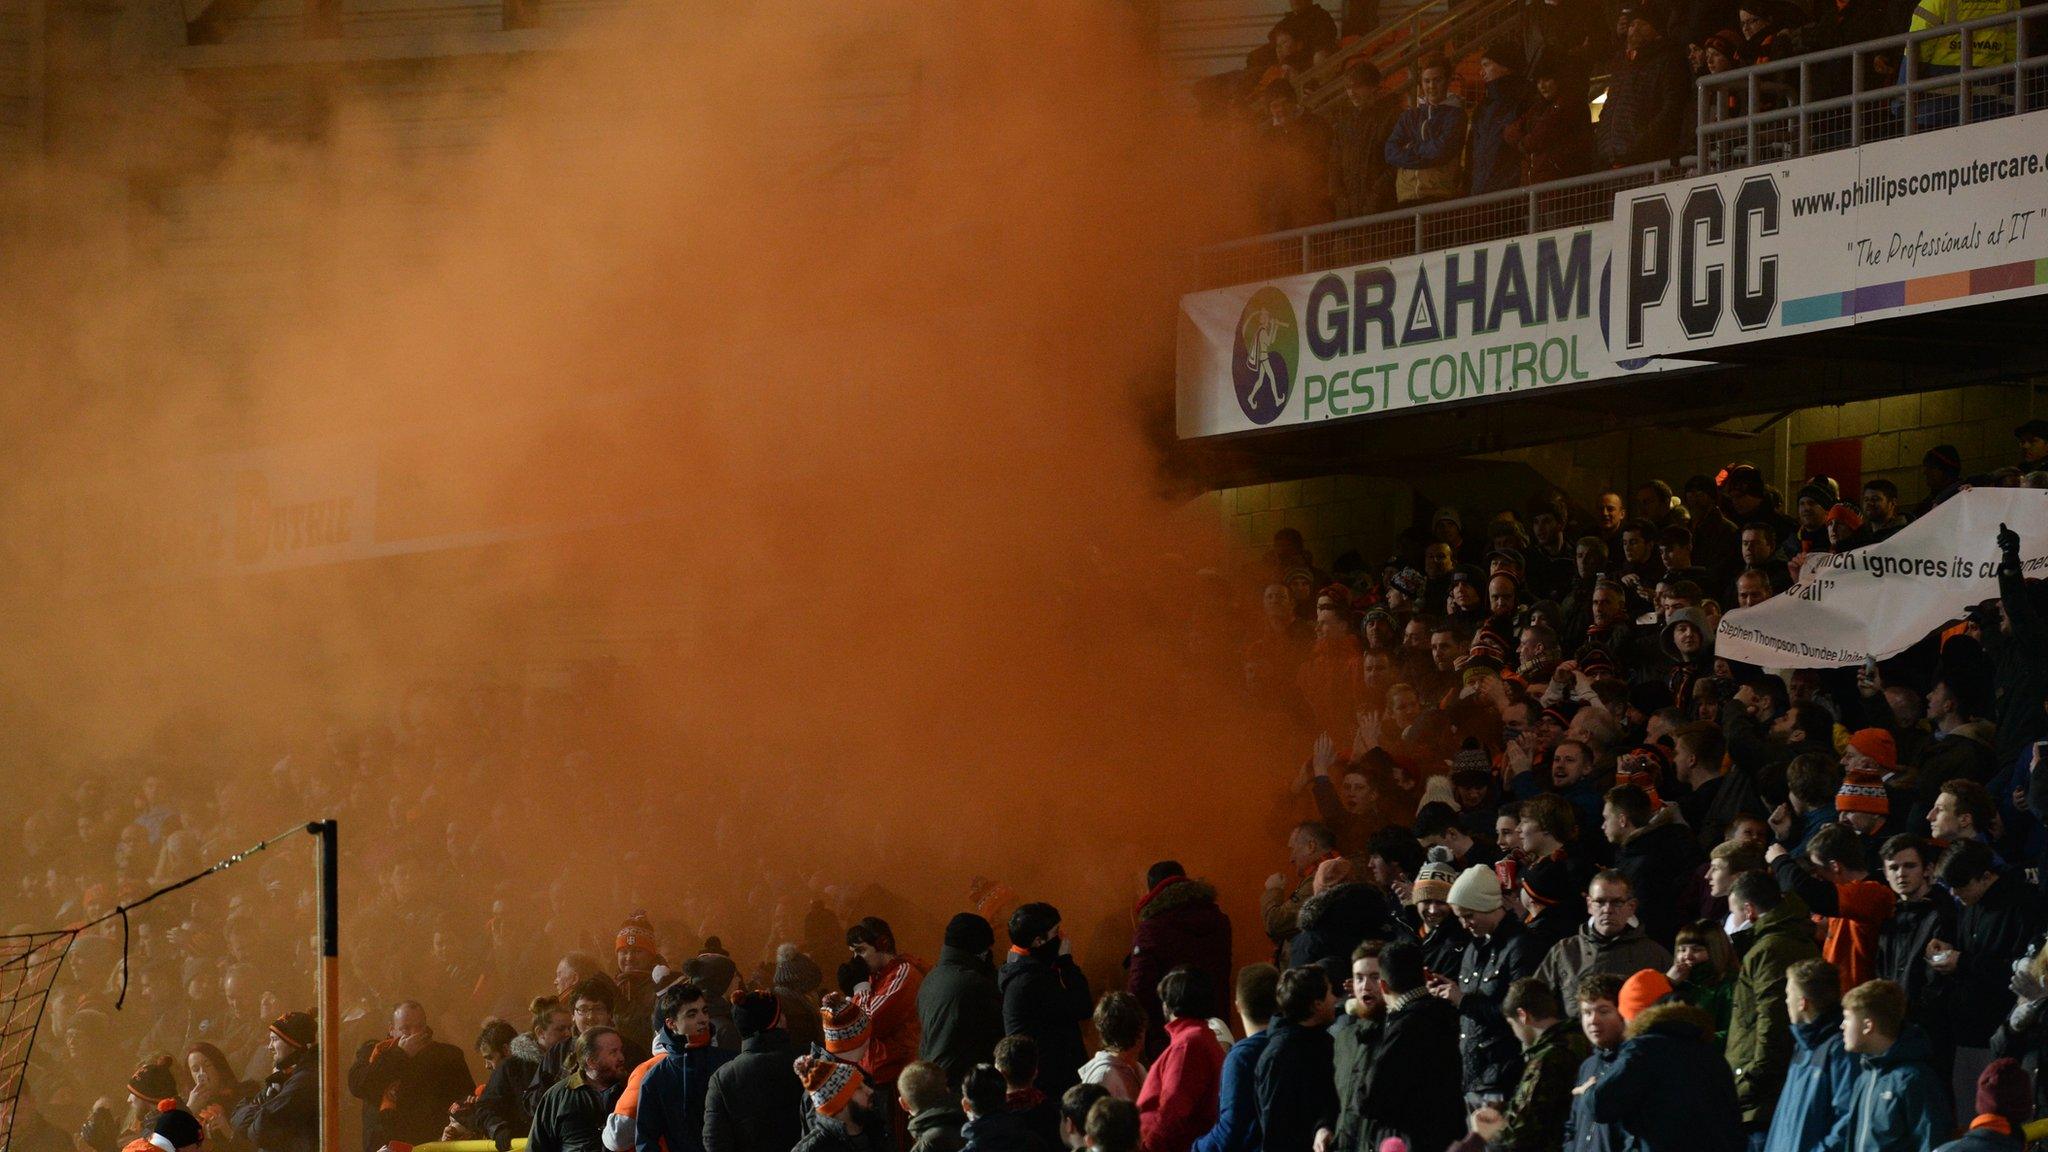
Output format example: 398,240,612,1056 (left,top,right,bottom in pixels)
731,989,782,1038
2016,419,2048,441
1924,444,1963,472
127,1059,178,1105
151,1102,205,1149
269,1011,316,1049
942,912,995,954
